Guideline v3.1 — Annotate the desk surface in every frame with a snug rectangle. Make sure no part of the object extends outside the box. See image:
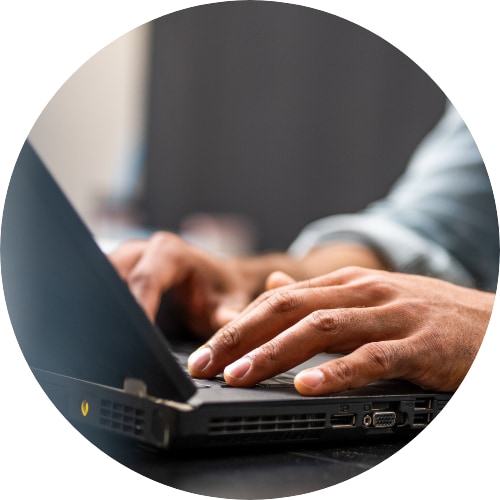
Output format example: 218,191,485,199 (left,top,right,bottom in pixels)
82,427,411,499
